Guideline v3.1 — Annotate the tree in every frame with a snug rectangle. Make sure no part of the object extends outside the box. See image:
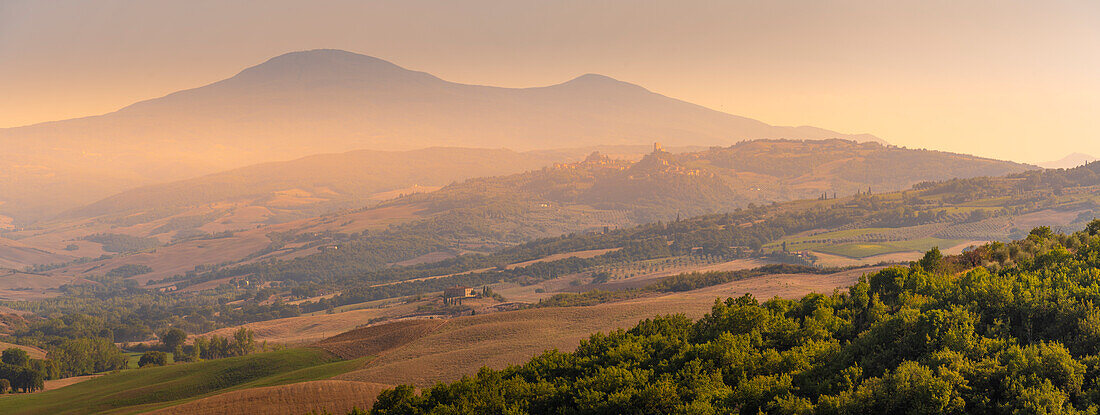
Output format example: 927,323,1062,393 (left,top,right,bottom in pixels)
29,359,60,380
1029,226,1054,240
2,366,45,393
918,247,946,273
1,348,29,367
1086,219,1100,236
190,337,206,361
20,367,44,392
232,327,255,357
51,337,127,377
159,327,188,351
0,378,8,394
138,351,168,367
